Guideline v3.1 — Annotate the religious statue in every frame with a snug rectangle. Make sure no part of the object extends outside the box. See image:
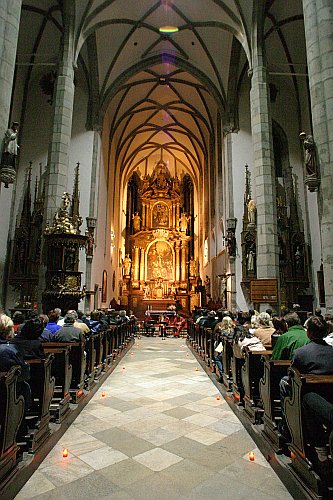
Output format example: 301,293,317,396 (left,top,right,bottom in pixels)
246,249,255,272
1,121,19,187
204,275,211,295
123,254,132,276
299,132,318,177
132,212,141,232
179,212,190,232
189,257,197,277
299,132,320,191
85,229,95,257
45,192,78,234
247,199,256,226
226,229,236,257
143,283,151,299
